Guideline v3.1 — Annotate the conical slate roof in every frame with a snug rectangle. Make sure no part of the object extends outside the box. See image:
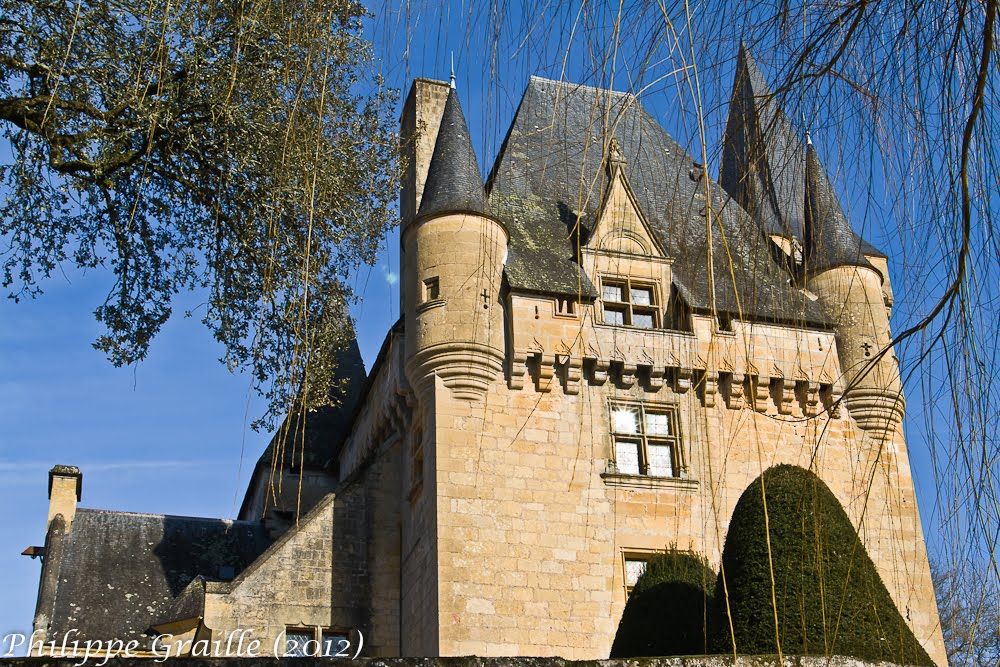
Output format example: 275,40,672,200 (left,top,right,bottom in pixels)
804,143,876,274
720,46,884,260
720,44,807,240
418,88,488,219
